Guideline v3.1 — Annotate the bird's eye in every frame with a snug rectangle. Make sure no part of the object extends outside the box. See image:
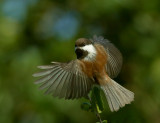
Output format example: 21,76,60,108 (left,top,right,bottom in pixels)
75,45,77,47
